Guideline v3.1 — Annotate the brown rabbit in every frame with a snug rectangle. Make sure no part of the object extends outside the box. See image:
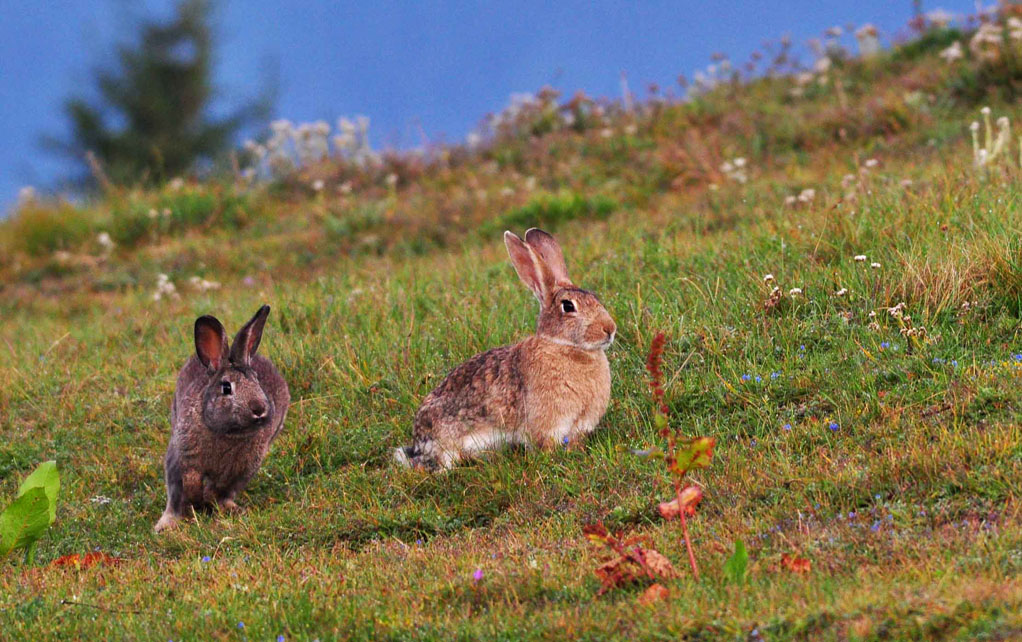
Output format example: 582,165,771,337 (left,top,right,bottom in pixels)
395,228,616,471
155,305,290,532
